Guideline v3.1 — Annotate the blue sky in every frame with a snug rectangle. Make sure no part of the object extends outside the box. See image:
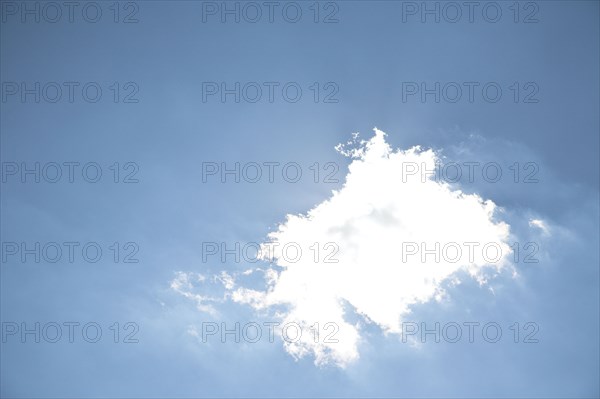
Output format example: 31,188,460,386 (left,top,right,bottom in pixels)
1,1,599,397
